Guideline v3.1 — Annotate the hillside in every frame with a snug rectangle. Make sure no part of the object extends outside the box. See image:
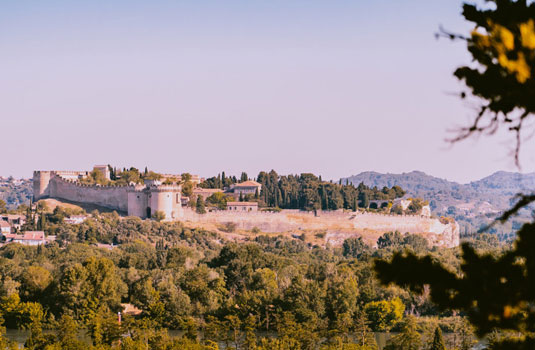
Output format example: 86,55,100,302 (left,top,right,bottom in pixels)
0,177,32,209
342,170,535,237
